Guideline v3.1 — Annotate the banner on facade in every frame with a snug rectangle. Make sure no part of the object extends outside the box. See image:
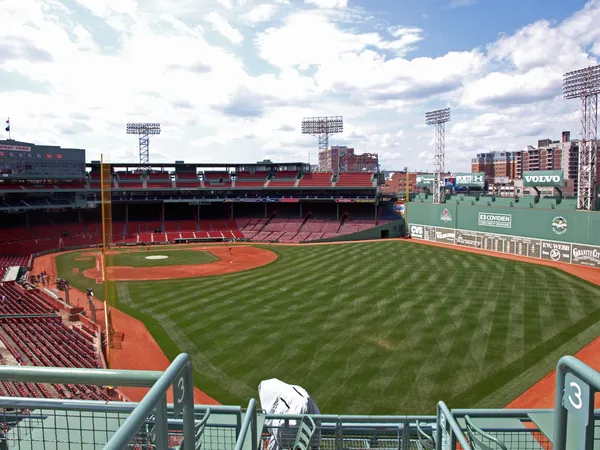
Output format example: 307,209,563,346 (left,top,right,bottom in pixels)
477,212,512,229
522,170,564,187
416,174,434,188
0,144,31,152
454,173,485,188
